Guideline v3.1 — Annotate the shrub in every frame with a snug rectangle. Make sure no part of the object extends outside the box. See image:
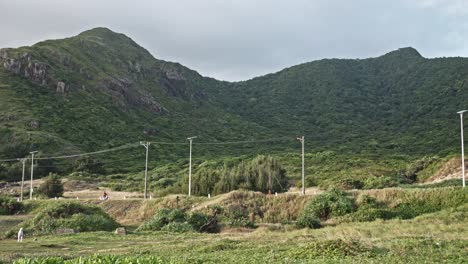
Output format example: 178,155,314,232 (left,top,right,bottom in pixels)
193,155,289,196
9,202,118,235
224,204,255,228
363,176,399,189
187,212,220,233
296,213,321,228
138,208,179,231
138,208,219,233
347,207,395,222
301,189,355,221
167,208,187,223
38,173,64,198
336,178,364,190
0,195,21,215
